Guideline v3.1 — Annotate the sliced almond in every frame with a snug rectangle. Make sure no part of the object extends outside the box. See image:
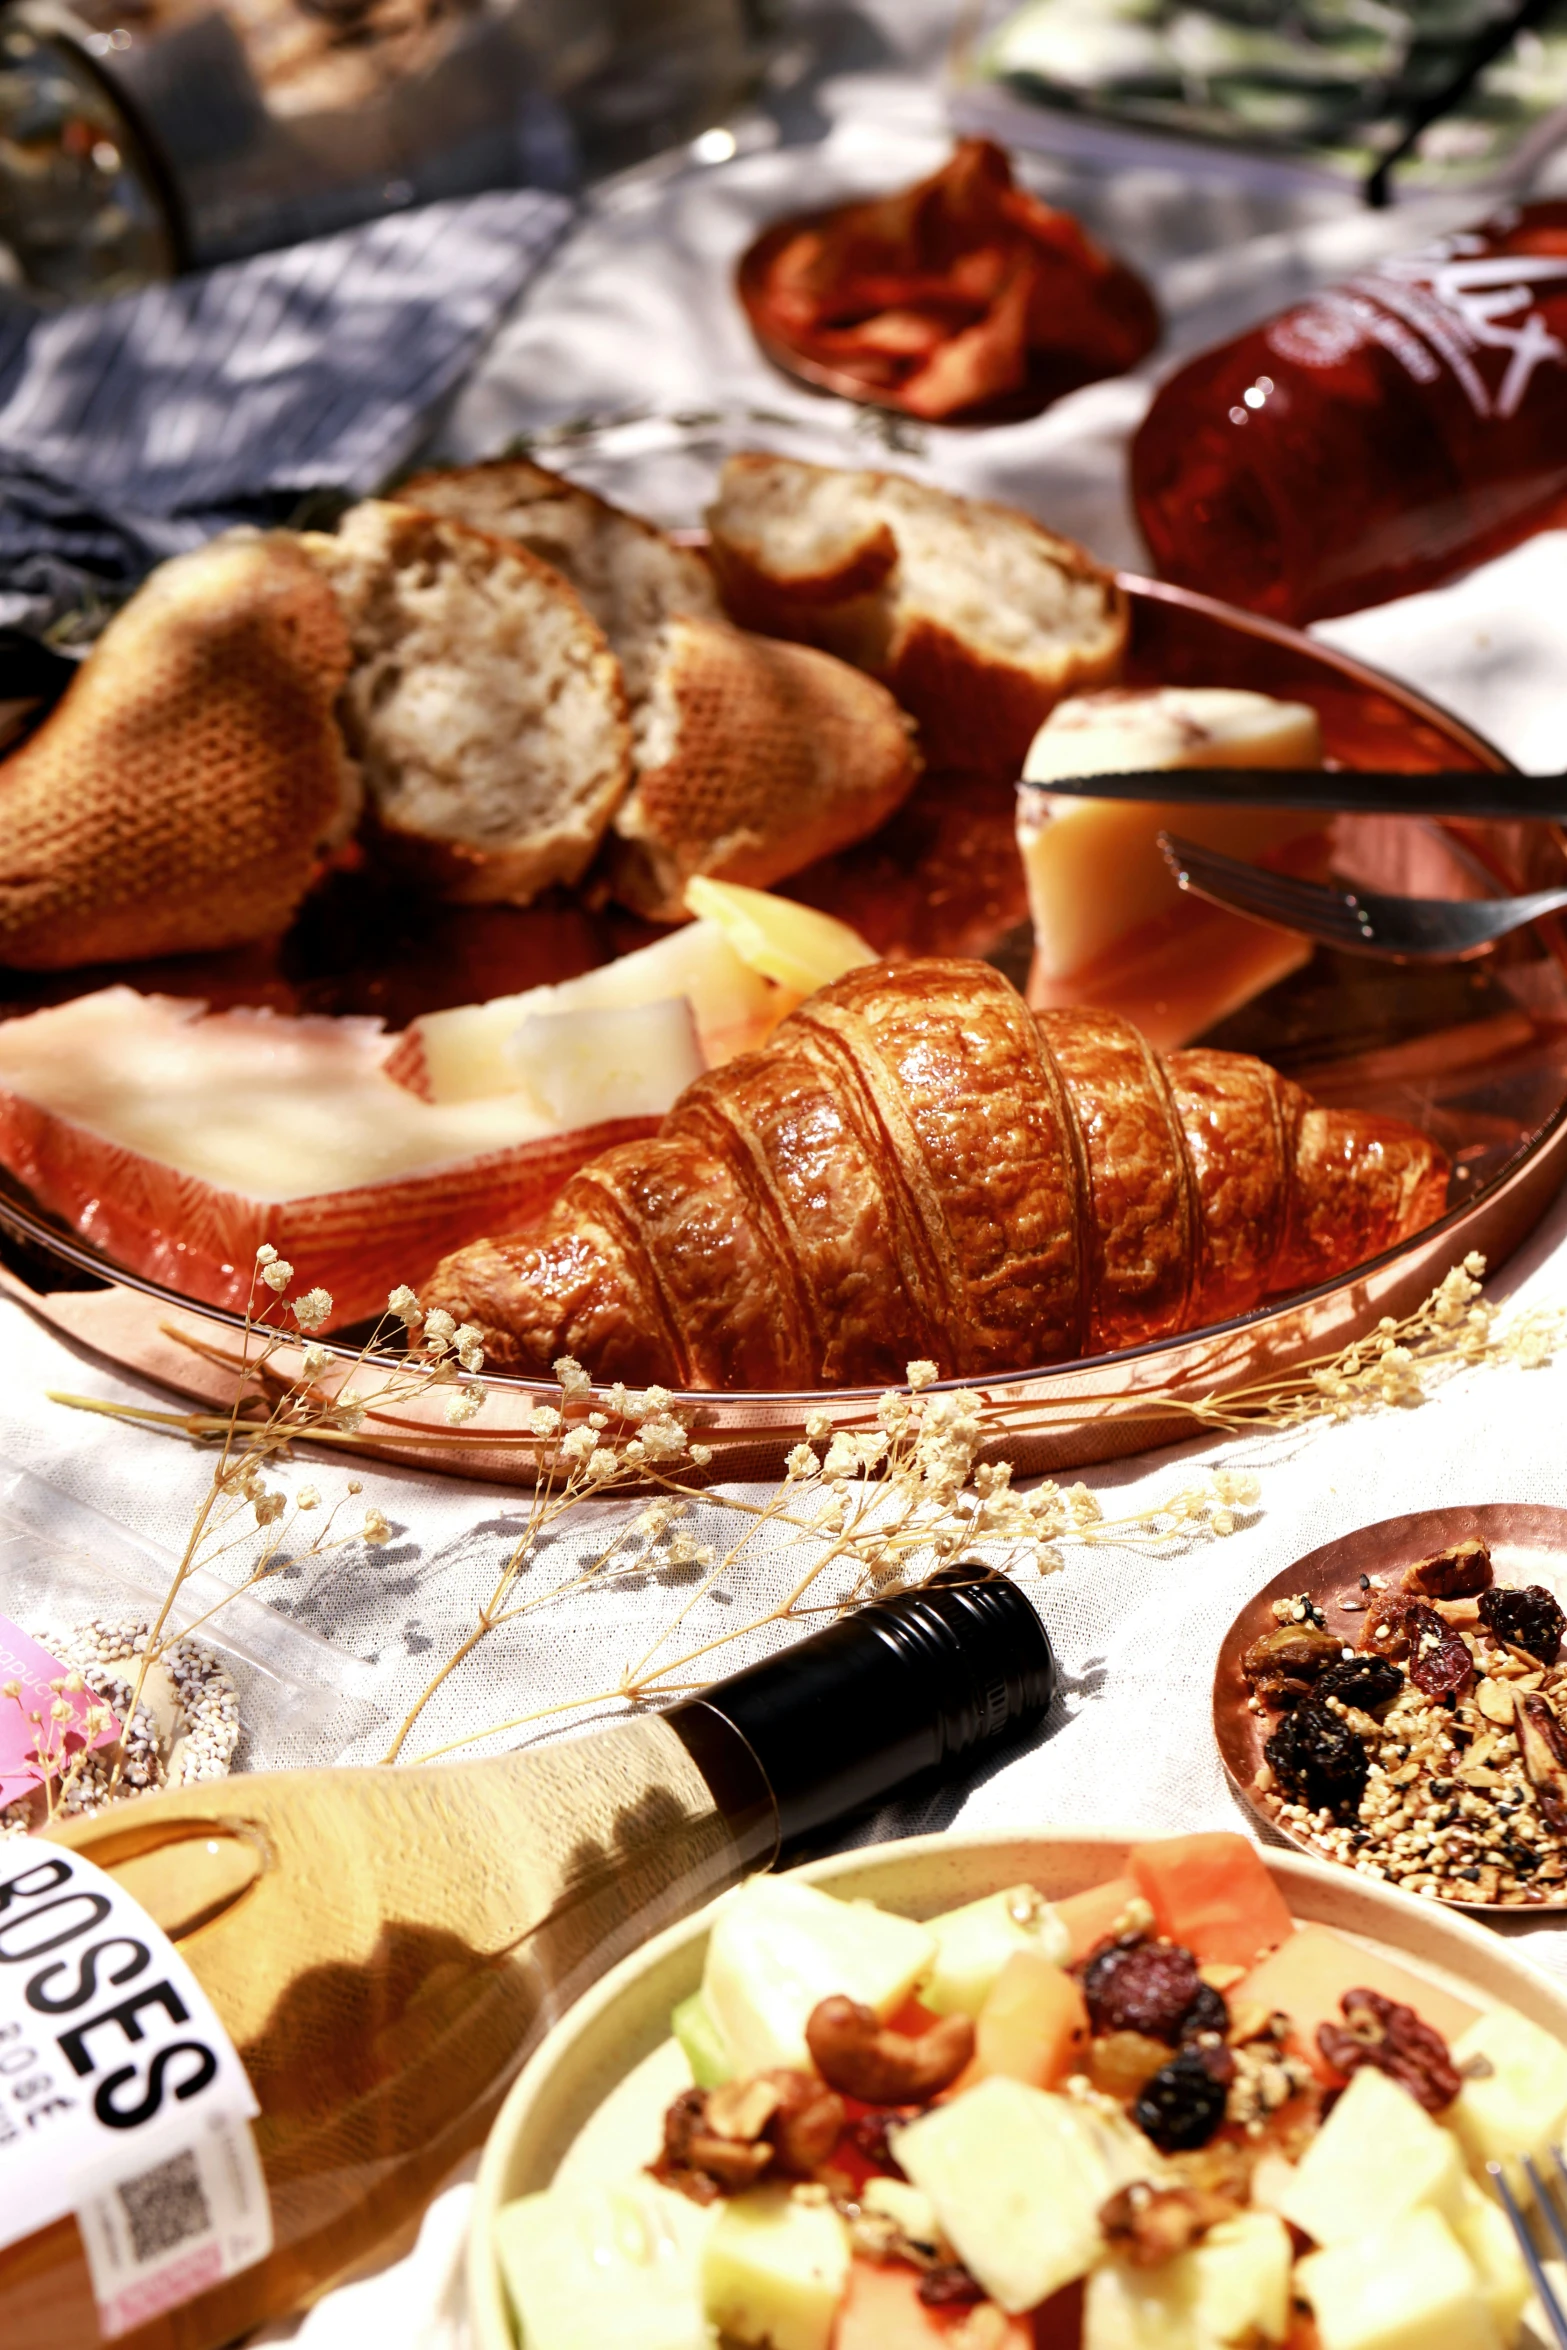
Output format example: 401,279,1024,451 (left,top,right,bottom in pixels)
1476,1679,1517,1728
